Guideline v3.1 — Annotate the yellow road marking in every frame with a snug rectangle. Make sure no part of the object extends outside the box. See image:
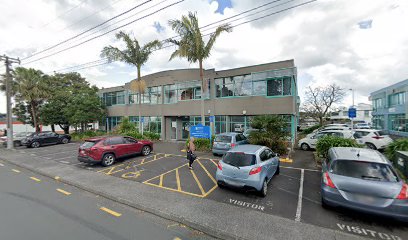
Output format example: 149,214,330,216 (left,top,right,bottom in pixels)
280,158,293,163
0,163,4,167
12,169,20,173
203,184,218,197
121,170,143,179
190,170,205,195
159,174,164,187
175,168,181,191
181,149,186,152
196,160,217,184
143,163,188,184
144,181,204,198
55,176,60,180
173,237,182,240
30,177,41,182
97,164,125,174
56,188,71,196
100,207,122,217
210,159,218,167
